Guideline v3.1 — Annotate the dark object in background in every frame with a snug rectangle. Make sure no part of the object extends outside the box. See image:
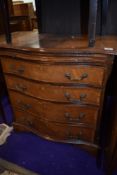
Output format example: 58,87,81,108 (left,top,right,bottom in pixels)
36,0,81,35
2,0,117,44
88,0,98,47
35,0,98,47
36,0,117,35
0,0,11,43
